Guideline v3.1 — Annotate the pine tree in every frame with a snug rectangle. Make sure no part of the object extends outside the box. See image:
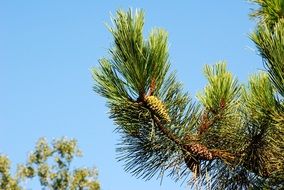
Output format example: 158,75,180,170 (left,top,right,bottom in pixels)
92,1,284,189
